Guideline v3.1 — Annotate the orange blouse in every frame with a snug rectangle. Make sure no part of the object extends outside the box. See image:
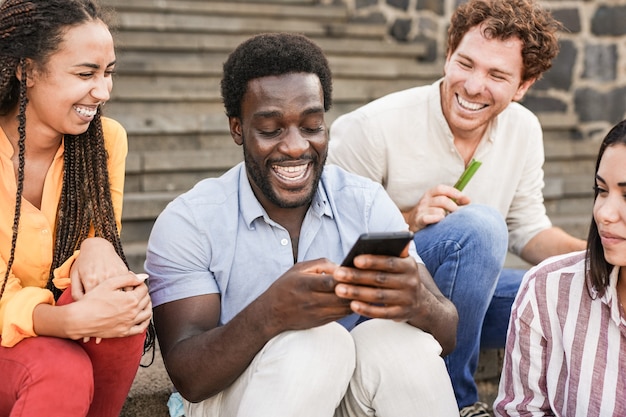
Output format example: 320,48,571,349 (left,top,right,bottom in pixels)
0,117,127,347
